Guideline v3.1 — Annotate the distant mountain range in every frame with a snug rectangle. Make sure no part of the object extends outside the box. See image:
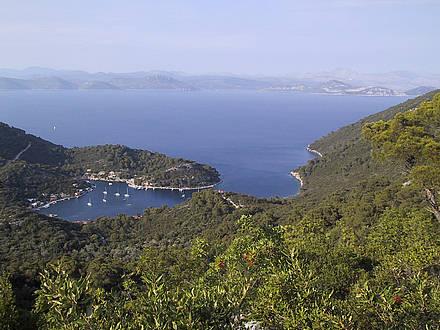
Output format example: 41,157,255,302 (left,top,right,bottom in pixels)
267,80,407,96
0,67,438,96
